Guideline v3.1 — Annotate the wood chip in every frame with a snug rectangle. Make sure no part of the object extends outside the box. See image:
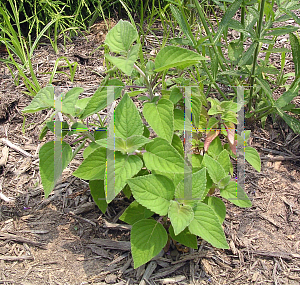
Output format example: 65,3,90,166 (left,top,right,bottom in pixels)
250,250,293,261
86,244,111,259
152,262,186,279
139,261,157,285
160,275,186,284
0,232,46,249
103,220,132,231
91,238,131,251
0,146,8,166
0,255,34,261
